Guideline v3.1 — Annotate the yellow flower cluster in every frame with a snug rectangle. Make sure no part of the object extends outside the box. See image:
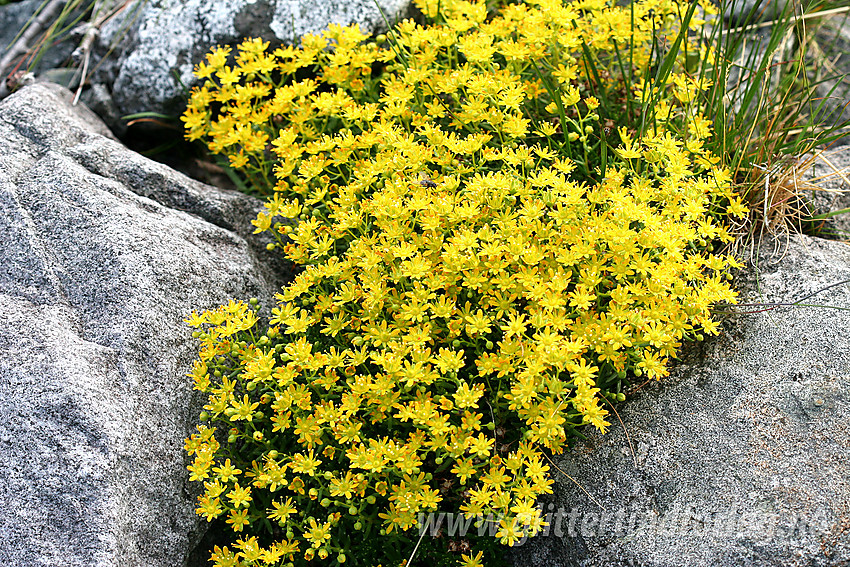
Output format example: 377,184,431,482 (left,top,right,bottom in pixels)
182,0,746,565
